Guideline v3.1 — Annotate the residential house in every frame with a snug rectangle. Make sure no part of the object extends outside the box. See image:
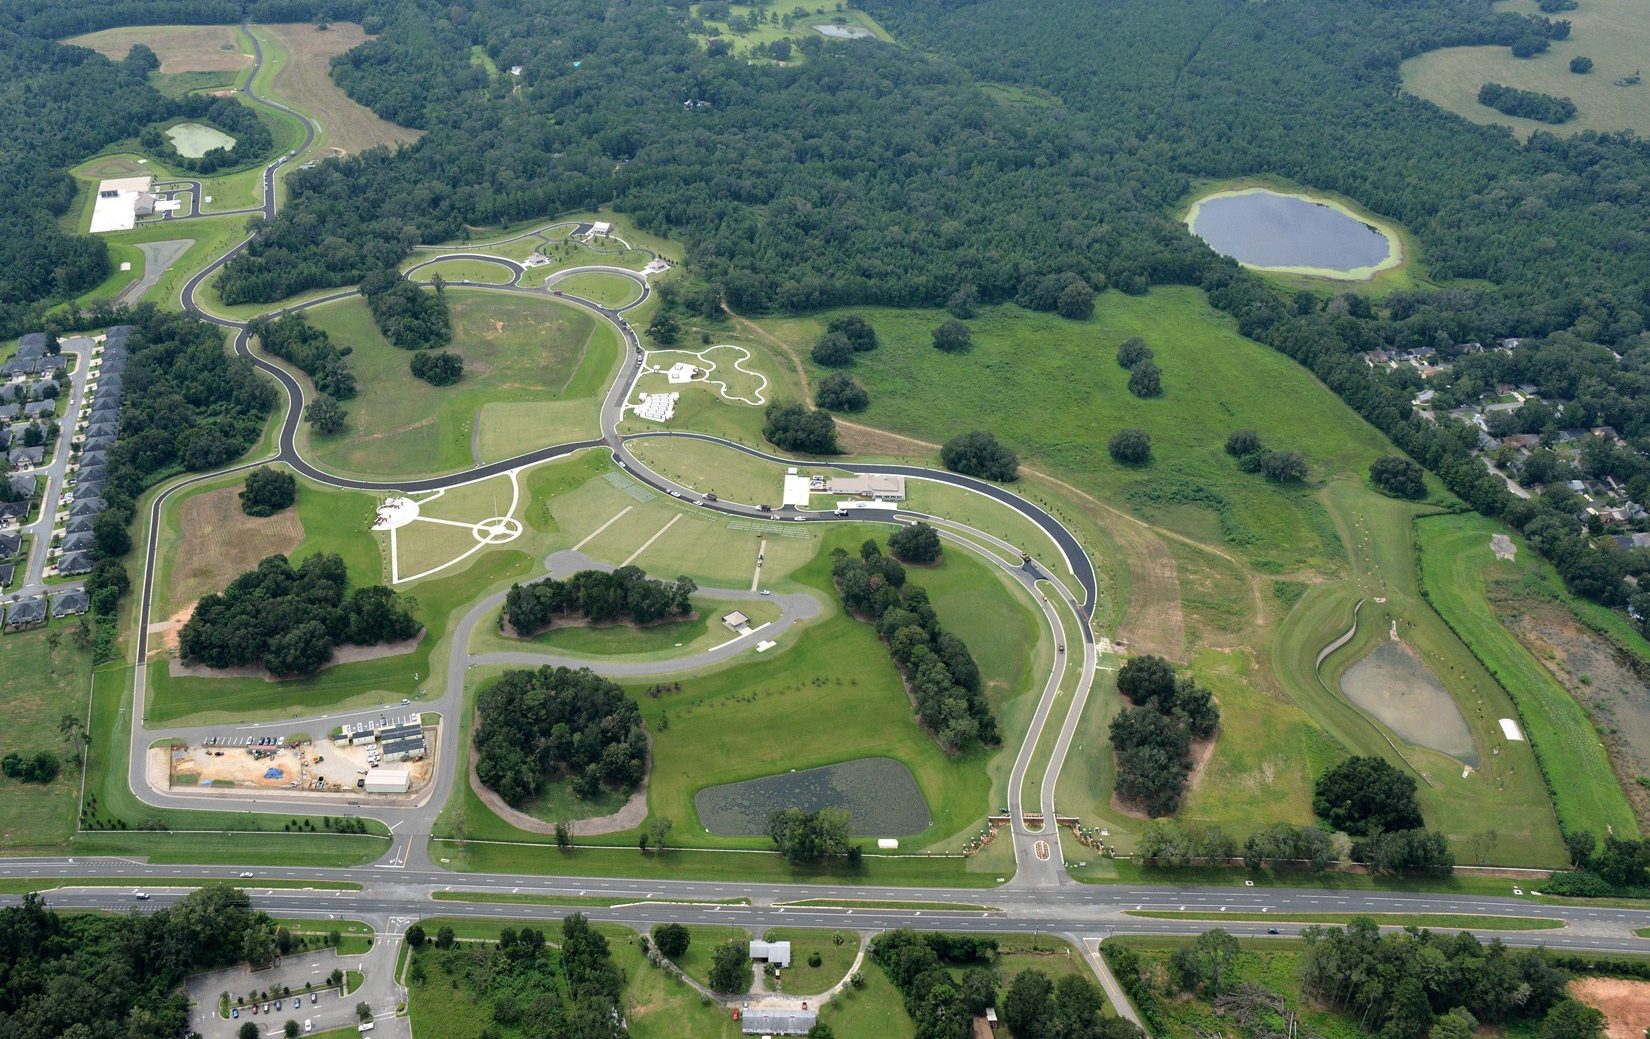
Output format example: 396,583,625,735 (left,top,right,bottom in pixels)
0,532,19,557
51,590,90,617
4,595,47,632
22,400,54,420
56,551,92,576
